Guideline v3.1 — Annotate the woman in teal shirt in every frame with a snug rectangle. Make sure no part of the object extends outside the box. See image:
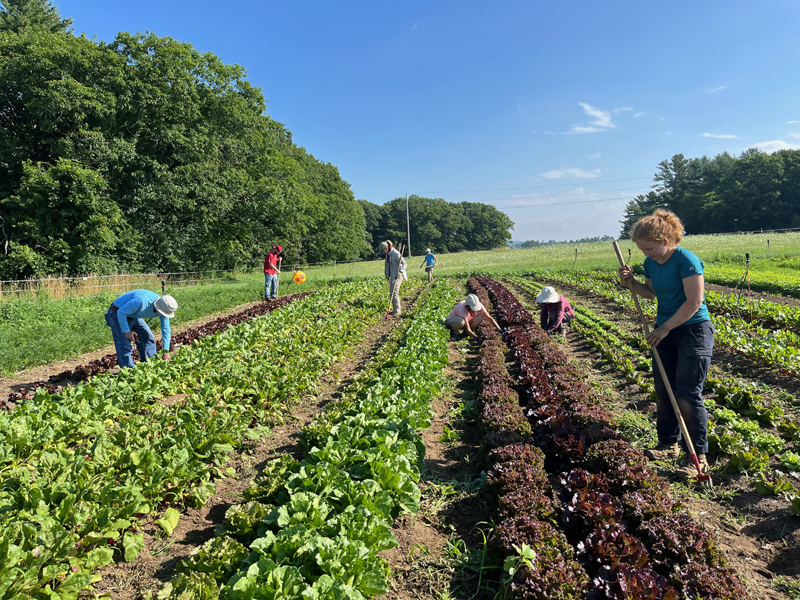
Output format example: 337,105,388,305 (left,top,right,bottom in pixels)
620,210,714,479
